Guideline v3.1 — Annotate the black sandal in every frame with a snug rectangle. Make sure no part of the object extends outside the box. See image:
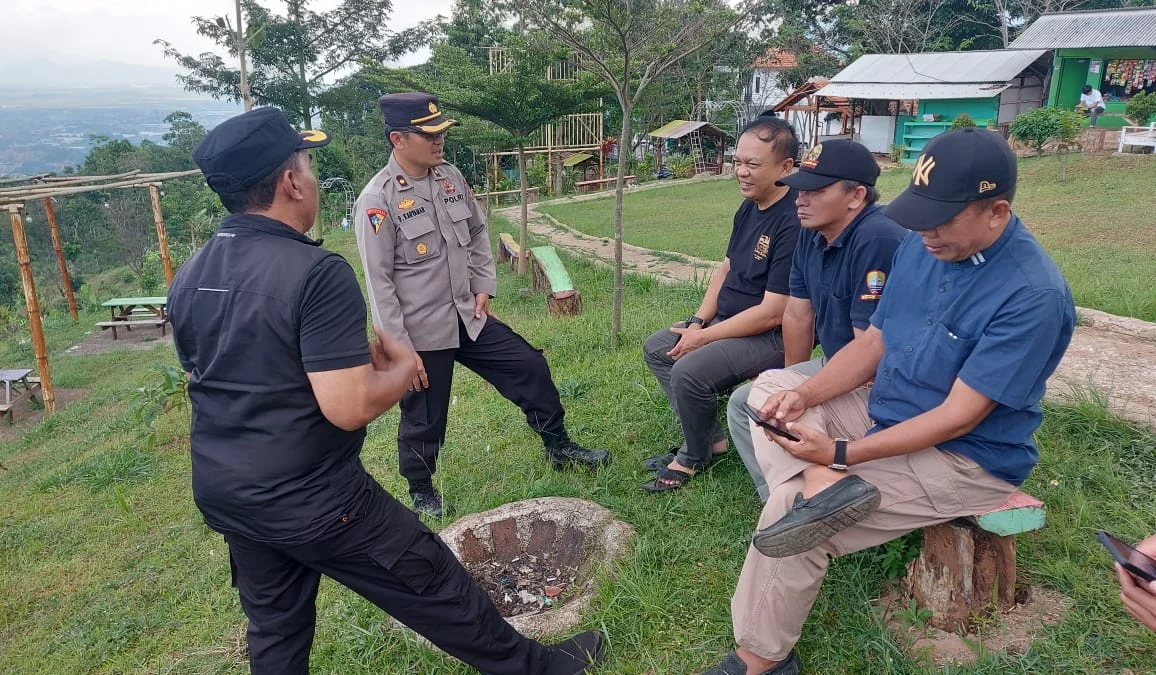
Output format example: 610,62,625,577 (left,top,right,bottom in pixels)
641,466,695,492
642,447,727,473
